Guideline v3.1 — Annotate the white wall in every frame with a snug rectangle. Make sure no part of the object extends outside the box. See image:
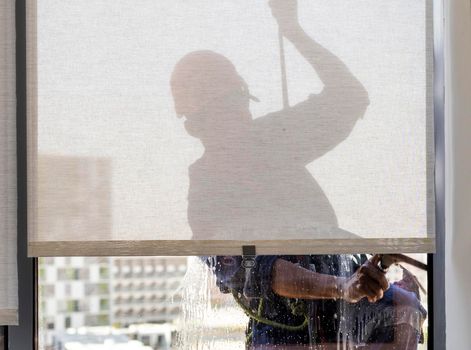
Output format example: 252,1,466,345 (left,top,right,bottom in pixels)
445,0,471,348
